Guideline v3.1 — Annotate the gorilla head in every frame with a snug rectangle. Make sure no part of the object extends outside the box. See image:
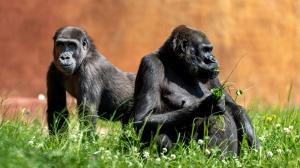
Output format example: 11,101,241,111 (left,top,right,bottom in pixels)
53,26,92,75
161,25,219,79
